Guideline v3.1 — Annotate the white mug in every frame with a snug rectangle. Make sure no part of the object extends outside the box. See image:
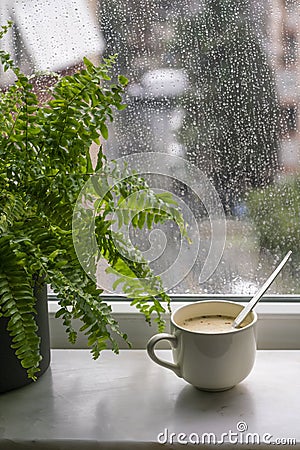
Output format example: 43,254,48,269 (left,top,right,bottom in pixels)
147,300,257,391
